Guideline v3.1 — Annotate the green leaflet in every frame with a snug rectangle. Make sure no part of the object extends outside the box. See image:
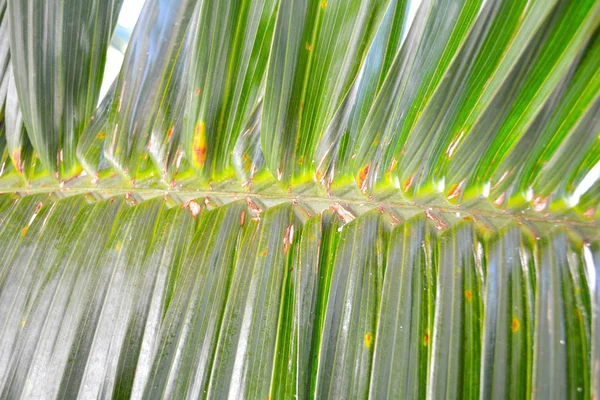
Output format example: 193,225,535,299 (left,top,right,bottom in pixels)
425,0,560,200
395,0,518,199
394,0,557,200
76,81,117,179
262,0,392,183
428,220,483,399
0,0,7,166
480,226,535,399
465,1,600,193
353,0,481,194
183,0,277,178
102,0,197,182
232,100,266,183
591,242,600,399
270,212,323,398
1,1,40,182
533,230,591,399
0,193,597,398
7,0,123,179
58,199,167,399
0,0,7,108
113,205,195,399
0,196,87,397
207,203,298,398
486,33,600,209
369,215,436,398
445,0,600,203
314,0,409,187
148,32,191,185
314,210,384,398
142,201,244,398
307,210,341,397
4,65,38,180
